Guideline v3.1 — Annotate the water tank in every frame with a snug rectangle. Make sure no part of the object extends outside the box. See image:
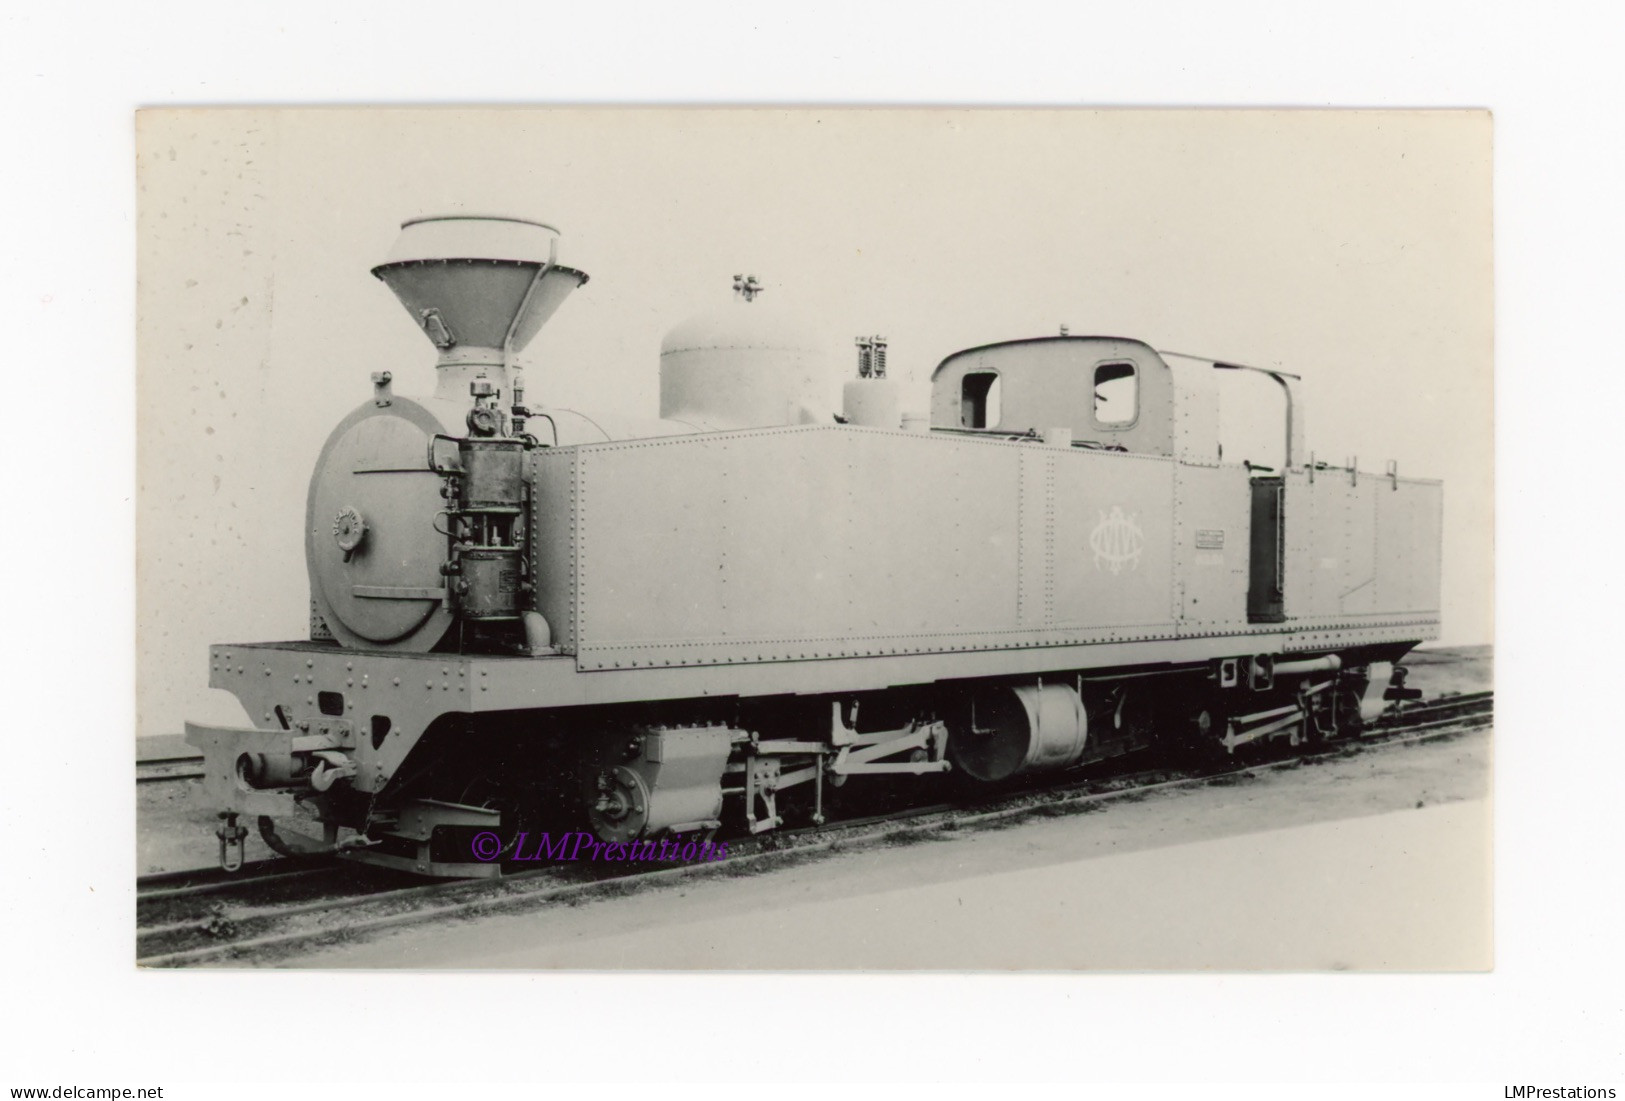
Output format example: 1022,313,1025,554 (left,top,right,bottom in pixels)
659,288,829,430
